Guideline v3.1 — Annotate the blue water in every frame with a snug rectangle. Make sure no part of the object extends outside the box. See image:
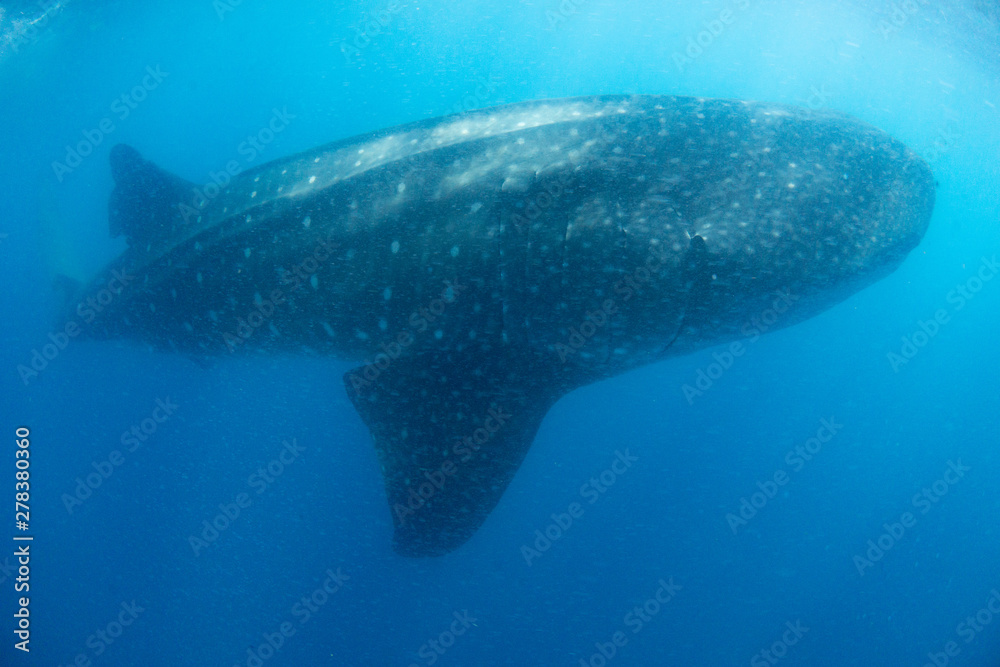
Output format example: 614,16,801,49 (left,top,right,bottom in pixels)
2,1,999,665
